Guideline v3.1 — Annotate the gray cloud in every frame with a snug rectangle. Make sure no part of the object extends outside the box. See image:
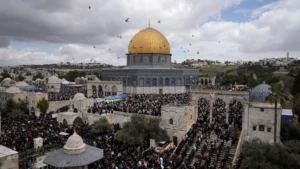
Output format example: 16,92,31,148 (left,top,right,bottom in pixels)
0,0,299,66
